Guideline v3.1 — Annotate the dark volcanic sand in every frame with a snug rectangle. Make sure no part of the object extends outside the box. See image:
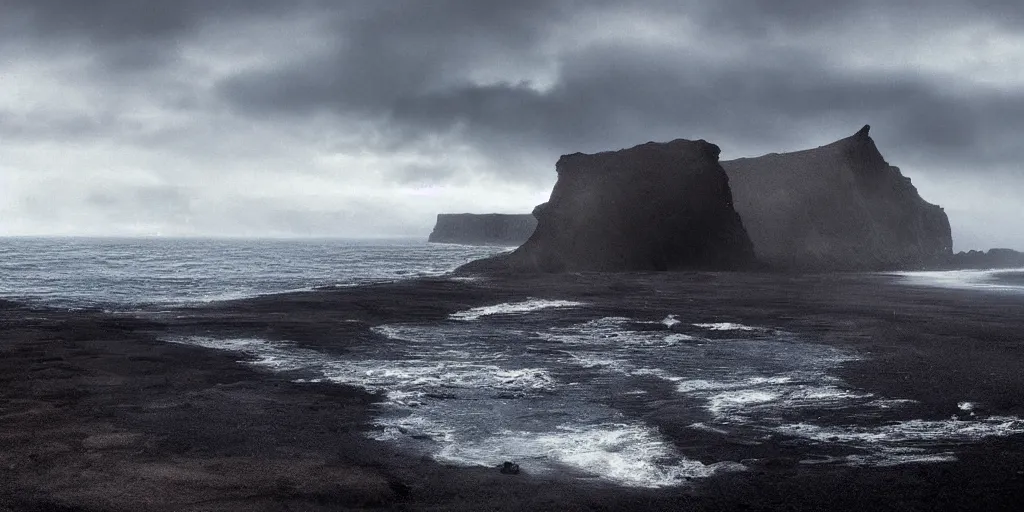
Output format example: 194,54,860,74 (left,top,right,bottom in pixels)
2,272,1024,511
